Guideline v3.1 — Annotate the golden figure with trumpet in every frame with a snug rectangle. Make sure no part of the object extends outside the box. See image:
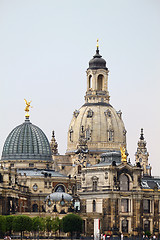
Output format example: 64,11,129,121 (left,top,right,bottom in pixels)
120,146,127,162
24,99,32,117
